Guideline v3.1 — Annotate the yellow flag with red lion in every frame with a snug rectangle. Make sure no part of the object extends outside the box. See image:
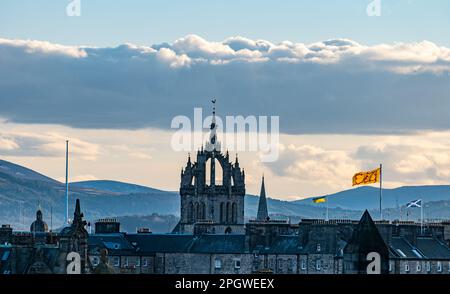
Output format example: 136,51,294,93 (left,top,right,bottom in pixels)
352,167,381,186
